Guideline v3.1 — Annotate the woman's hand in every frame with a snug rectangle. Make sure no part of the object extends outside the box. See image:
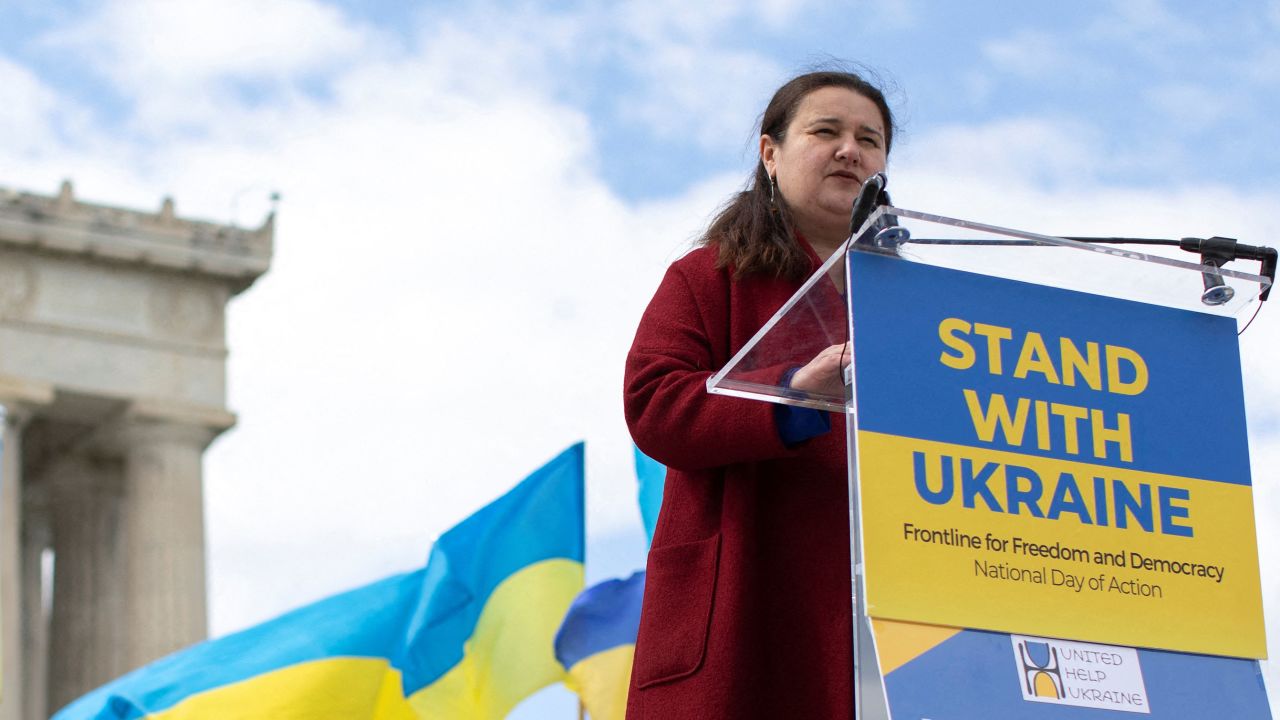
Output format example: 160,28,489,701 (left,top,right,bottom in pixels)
789,342,851,398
